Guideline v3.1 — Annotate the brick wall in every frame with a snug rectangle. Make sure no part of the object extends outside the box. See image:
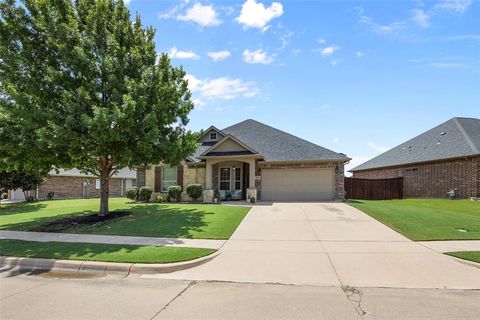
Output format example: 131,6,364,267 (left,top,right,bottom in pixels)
38,176,125,199
352,156,480,198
